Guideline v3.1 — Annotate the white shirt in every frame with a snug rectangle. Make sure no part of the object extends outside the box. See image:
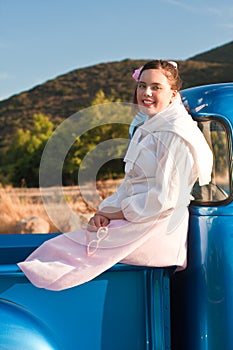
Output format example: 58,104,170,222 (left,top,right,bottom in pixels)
99,95,212,225
100,131,197,224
